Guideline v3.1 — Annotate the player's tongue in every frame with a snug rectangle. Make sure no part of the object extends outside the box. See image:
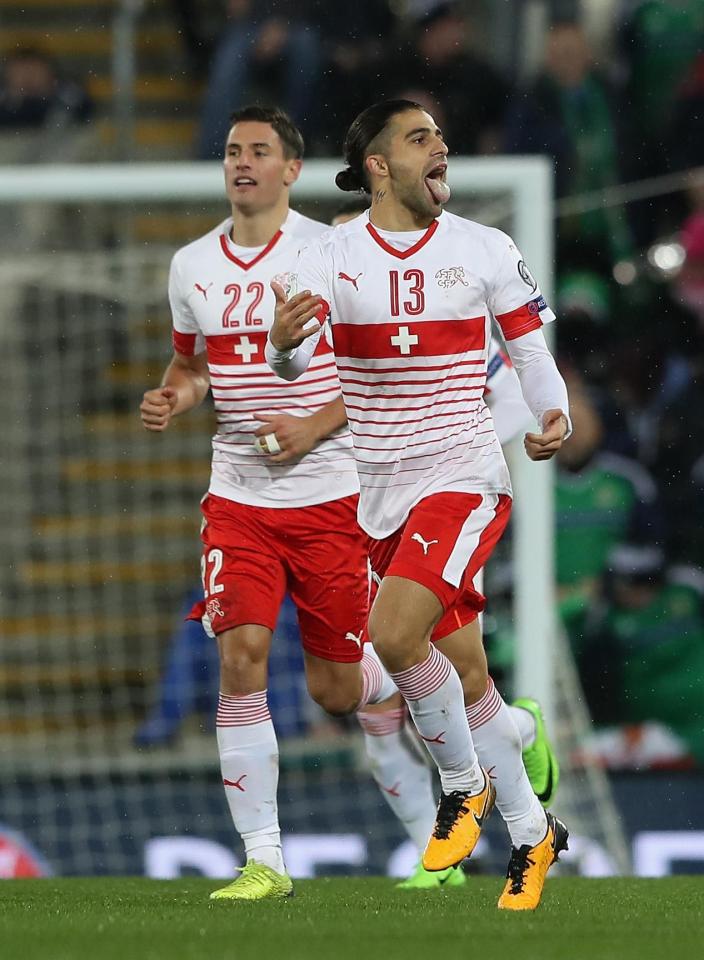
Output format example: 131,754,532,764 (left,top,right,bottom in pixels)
424,174,451,206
